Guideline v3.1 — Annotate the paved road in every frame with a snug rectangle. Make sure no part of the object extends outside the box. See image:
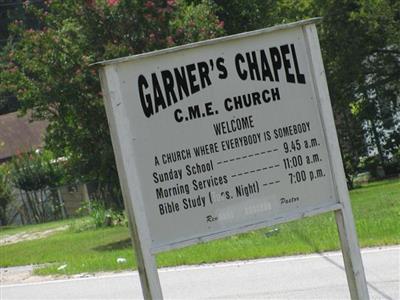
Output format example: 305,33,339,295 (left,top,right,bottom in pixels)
1,246,399,299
